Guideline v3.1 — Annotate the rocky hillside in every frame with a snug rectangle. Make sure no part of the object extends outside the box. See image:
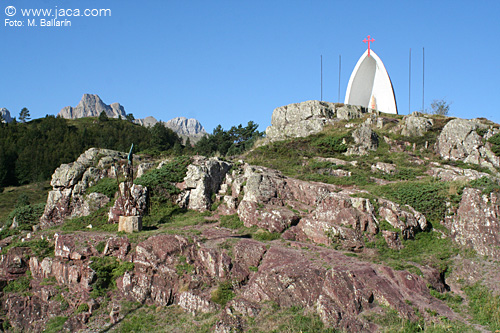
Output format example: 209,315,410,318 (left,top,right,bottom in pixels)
1,100,500,332
58,94,127,119
0,108,12,123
